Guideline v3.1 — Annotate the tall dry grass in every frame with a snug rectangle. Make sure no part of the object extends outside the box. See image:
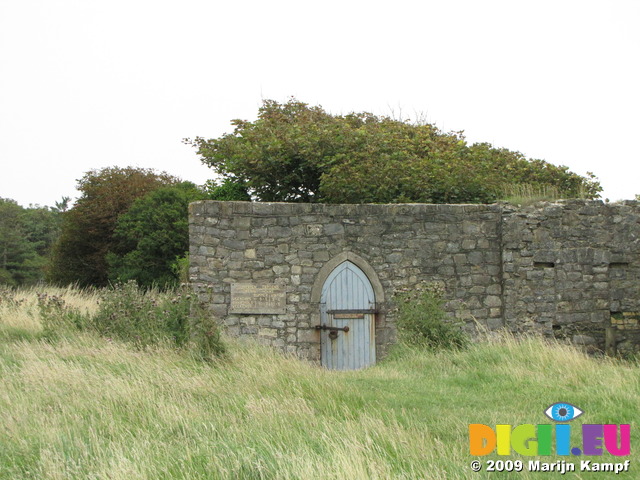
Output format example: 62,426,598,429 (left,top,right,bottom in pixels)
0,285,99,335
1,287,639,479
